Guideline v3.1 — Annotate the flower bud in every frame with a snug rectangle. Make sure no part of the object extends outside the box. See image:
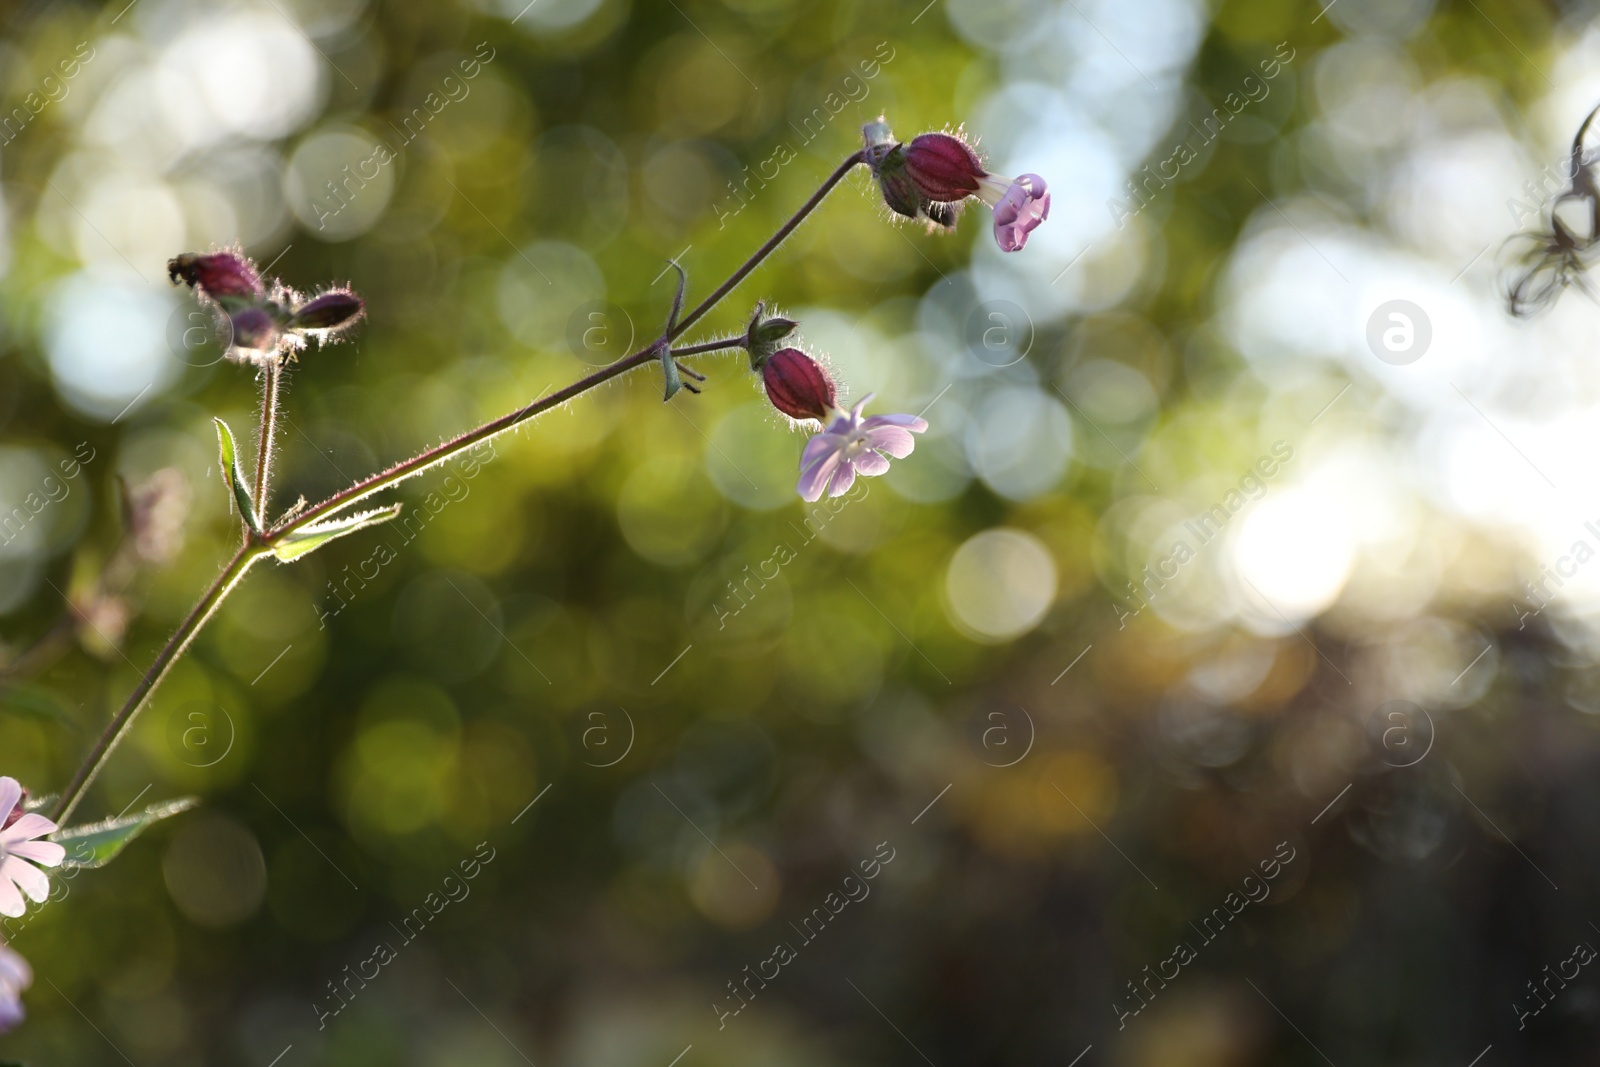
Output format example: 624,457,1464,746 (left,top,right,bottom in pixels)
744,301,799,369
290,289,364,331
904,132,985,202
167,251,263,307
230,307,279,352
762,348,836,423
